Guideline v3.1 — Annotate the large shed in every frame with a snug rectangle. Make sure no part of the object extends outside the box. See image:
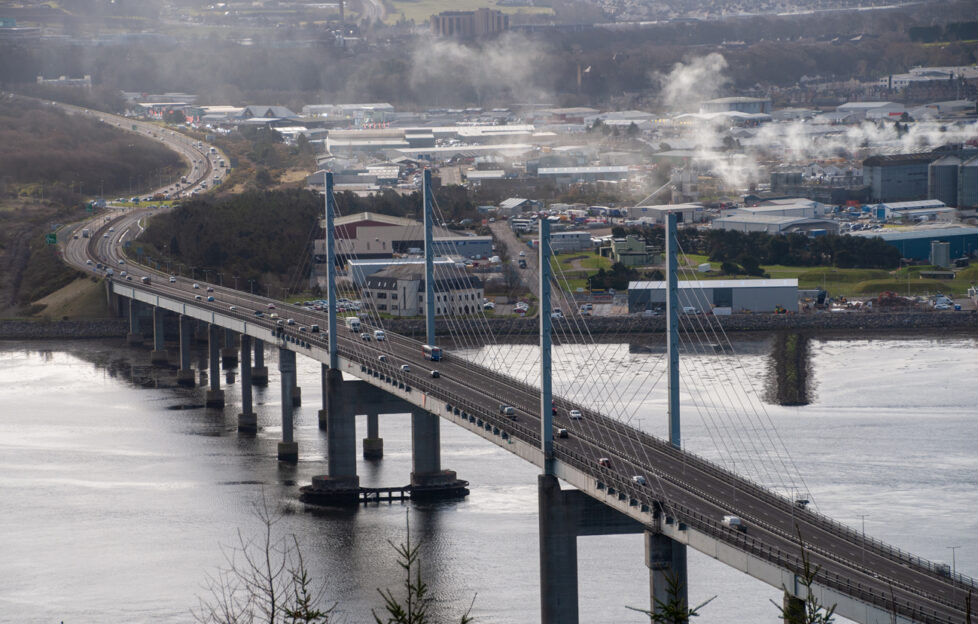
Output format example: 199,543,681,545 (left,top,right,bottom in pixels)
627,279,799,314
850,226,978,260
